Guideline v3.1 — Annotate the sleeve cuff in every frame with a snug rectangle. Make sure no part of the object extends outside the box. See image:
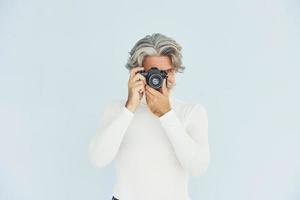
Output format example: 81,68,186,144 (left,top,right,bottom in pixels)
158,109,175,121
123,105,135,117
